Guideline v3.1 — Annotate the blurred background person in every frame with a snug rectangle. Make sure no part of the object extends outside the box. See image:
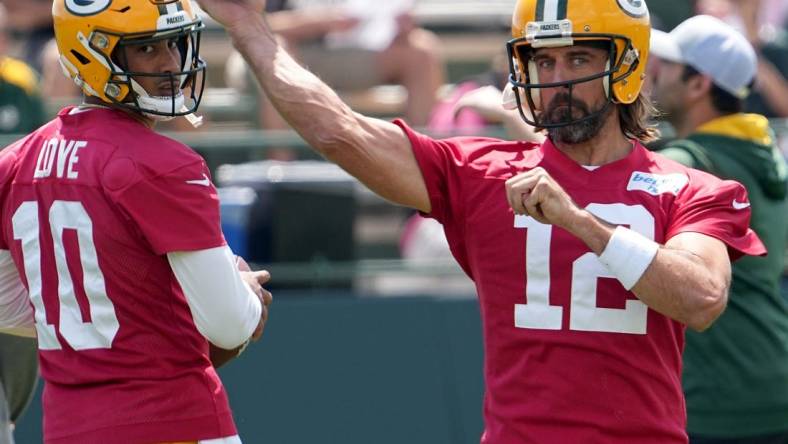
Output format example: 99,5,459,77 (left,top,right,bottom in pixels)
0,333,38,444
0,4,45,135
695,0,788,119
0,10,39,440
650,16,788,443
426,51,544,143
38,38,81,102
225,0,445,141
0,0,52,73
